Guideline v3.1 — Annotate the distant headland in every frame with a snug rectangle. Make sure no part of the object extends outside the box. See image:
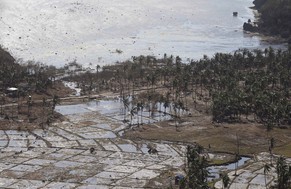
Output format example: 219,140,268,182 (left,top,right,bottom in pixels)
244,0,291,43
